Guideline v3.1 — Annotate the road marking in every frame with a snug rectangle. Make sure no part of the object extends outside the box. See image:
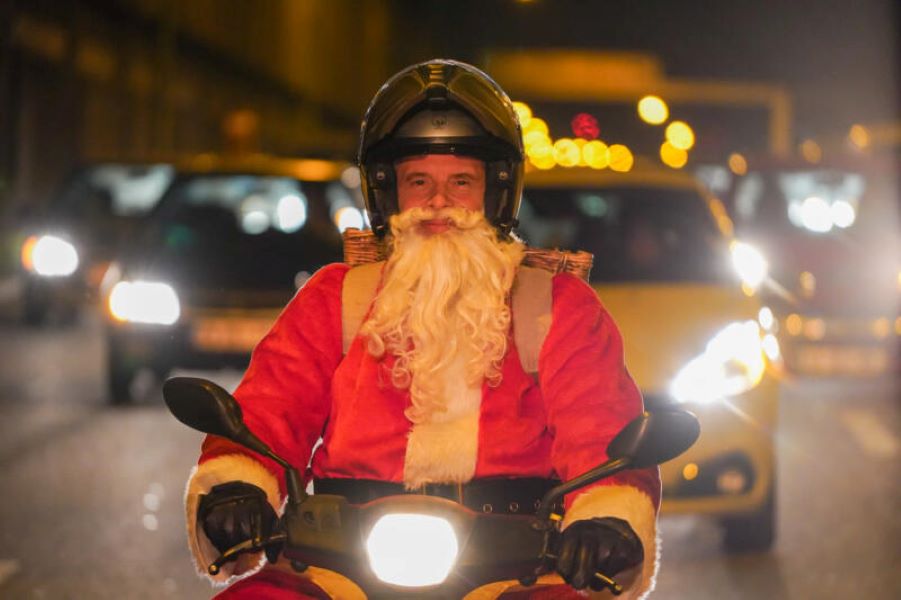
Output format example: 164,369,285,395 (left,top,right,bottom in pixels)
840,409,900,459
0,559,21,586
